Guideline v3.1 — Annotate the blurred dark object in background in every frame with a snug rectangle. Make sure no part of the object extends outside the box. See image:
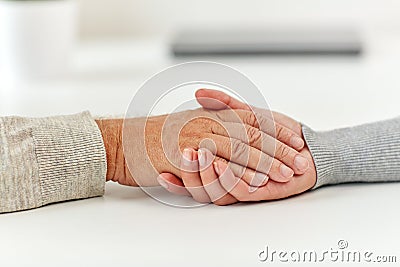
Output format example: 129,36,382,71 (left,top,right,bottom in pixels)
171,27,362,57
